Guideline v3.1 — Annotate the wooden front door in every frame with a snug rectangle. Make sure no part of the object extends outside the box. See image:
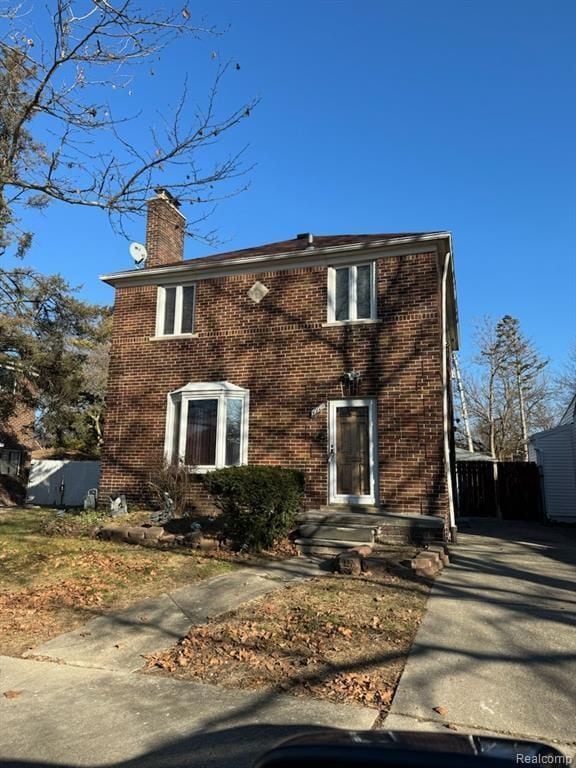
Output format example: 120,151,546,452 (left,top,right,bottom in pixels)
329,399,377,505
